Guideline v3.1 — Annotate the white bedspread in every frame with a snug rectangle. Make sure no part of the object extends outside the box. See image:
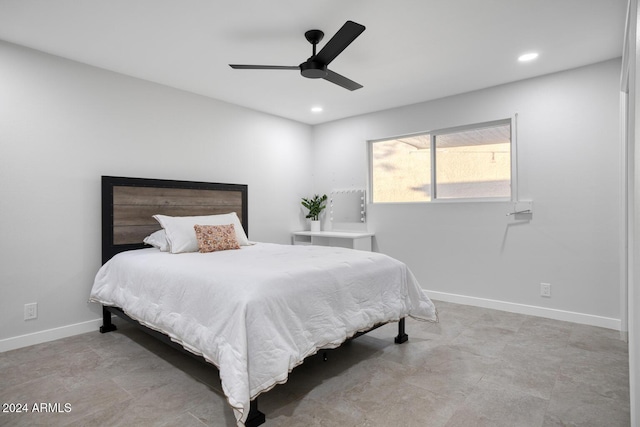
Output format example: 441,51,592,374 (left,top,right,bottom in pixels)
89,243,437,425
